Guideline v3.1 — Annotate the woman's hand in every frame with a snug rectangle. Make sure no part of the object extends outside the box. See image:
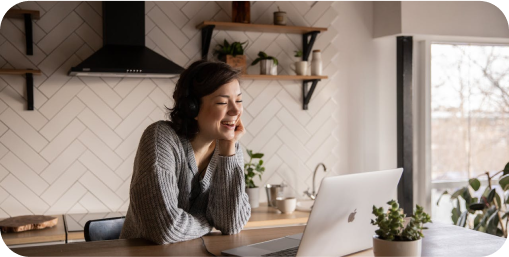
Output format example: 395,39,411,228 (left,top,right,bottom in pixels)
218,118,245,156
